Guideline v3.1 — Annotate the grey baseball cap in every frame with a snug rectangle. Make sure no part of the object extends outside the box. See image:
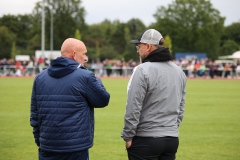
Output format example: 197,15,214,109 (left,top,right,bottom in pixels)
130,29,163,45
